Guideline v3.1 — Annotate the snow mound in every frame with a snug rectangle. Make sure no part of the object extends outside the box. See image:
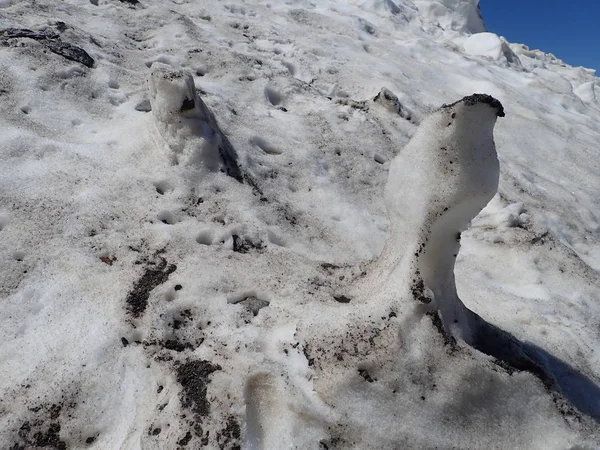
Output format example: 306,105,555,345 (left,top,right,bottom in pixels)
382,93,503,340
414,0,485,34
510,43,596,77
574,81,600,108
531,67,574,94
149,63,243,179
463,32,522,68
